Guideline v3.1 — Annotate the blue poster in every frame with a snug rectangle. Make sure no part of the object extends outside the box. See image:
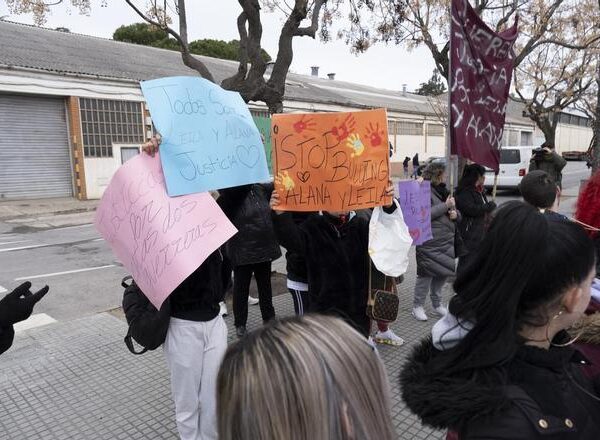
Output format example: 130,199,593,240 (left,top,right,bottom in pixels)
140,76,271,196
